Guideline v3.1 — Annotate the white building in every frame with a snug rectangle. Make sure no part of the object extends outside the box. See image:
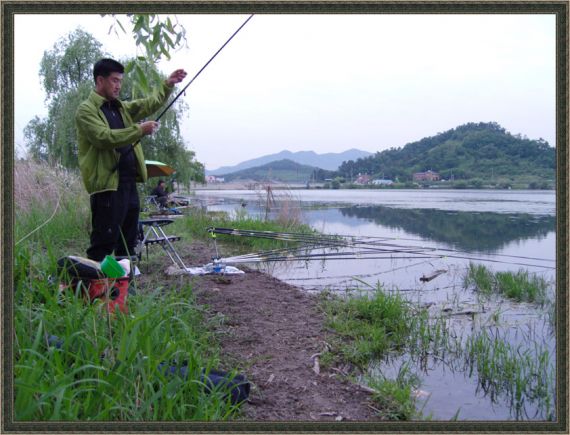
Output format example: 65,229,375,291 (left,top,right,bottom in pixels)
372,179,394,186
206,175,225,183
